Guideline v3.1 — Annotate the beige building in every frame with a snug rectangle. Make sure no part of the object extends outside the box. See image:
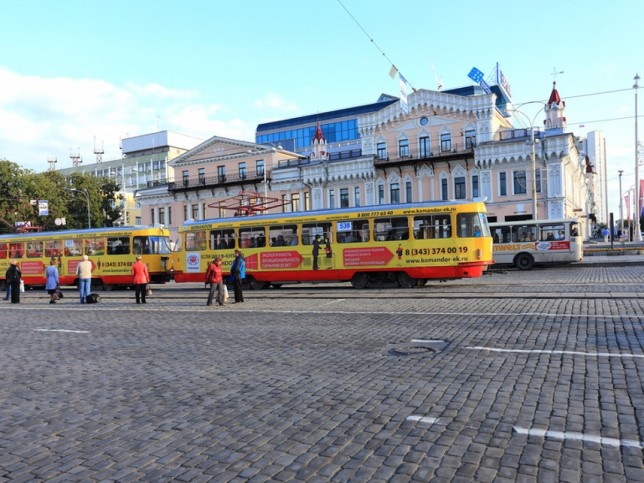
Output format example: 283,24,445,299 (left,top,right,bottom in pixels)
135,81,595,241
